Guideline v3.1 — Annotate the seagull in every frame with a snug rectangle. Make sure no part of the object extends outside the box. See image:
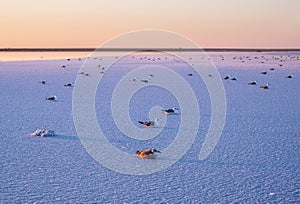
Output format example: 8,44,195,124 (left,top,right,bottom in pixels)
129,78,137,83
285,75,293,78
136,148,161,159
78,71,89,76
64,83,74,87
248,81,258,85
231,77,238,81
223,75,231,80
141,79,149,83
161,107,179,115
138,118,159,128
39,80,46,84
261,71,267,75
45,96,57,101
260,83,270,89
187,73,193,76
99,67,105,73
